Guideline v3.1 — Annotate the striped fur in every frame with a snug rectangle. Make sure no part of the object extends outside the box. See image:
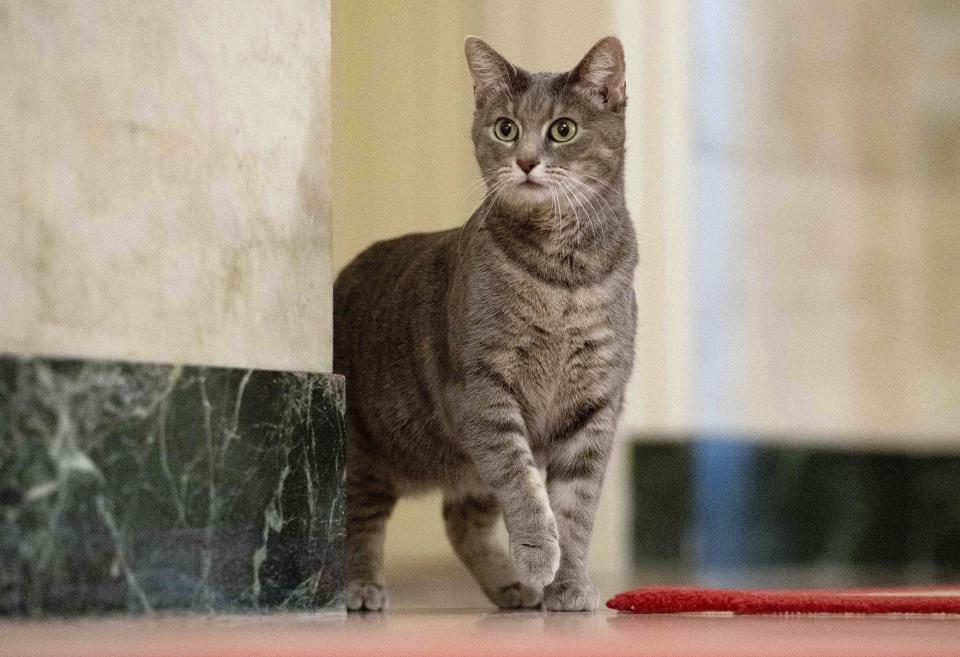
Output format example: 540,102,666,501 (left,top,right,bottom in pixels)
334,37,636,612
